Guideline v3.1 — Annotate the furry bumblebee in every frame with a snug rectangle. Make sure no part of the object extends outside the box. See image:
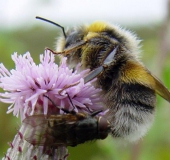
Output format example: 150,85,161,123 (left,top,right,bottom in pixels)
36,17,170,142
